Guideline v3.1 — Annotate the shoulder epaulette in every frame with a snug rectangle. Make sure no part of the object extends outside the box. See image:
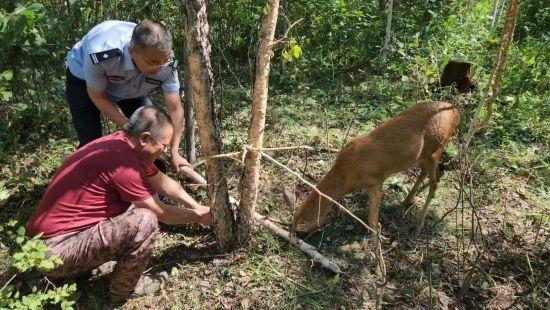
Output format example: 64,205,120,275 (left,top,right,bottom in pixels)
169,58,178,70
89,48,122,64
